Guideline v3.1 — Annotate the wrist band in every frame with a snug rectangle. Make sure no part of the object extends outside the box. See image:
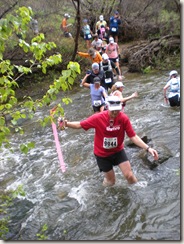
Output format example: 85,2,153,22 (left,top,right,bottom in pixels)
146,146,150,152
